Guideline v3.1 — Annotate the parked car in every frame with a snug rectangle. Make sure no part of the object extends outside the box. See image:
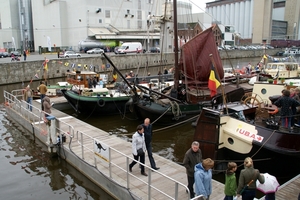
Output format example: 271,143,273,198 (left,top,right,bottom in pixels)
149,47,160,53
114,46,120,54
10,51,21,57
86,48,104,54
0,52,9,58
276,51,284,56
63,51,81,58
